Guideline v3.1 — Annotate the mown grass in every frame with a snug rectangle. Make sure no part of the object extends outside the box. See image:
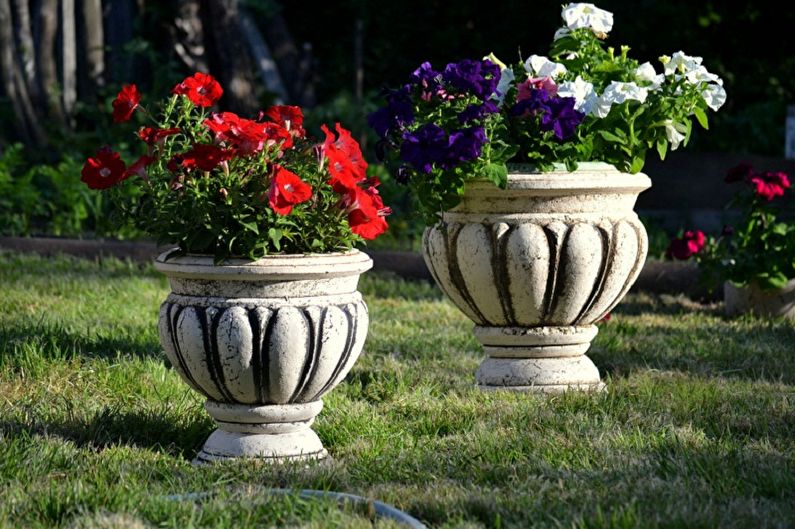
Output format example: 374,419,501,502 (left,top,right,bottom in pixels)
0,250,793,529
